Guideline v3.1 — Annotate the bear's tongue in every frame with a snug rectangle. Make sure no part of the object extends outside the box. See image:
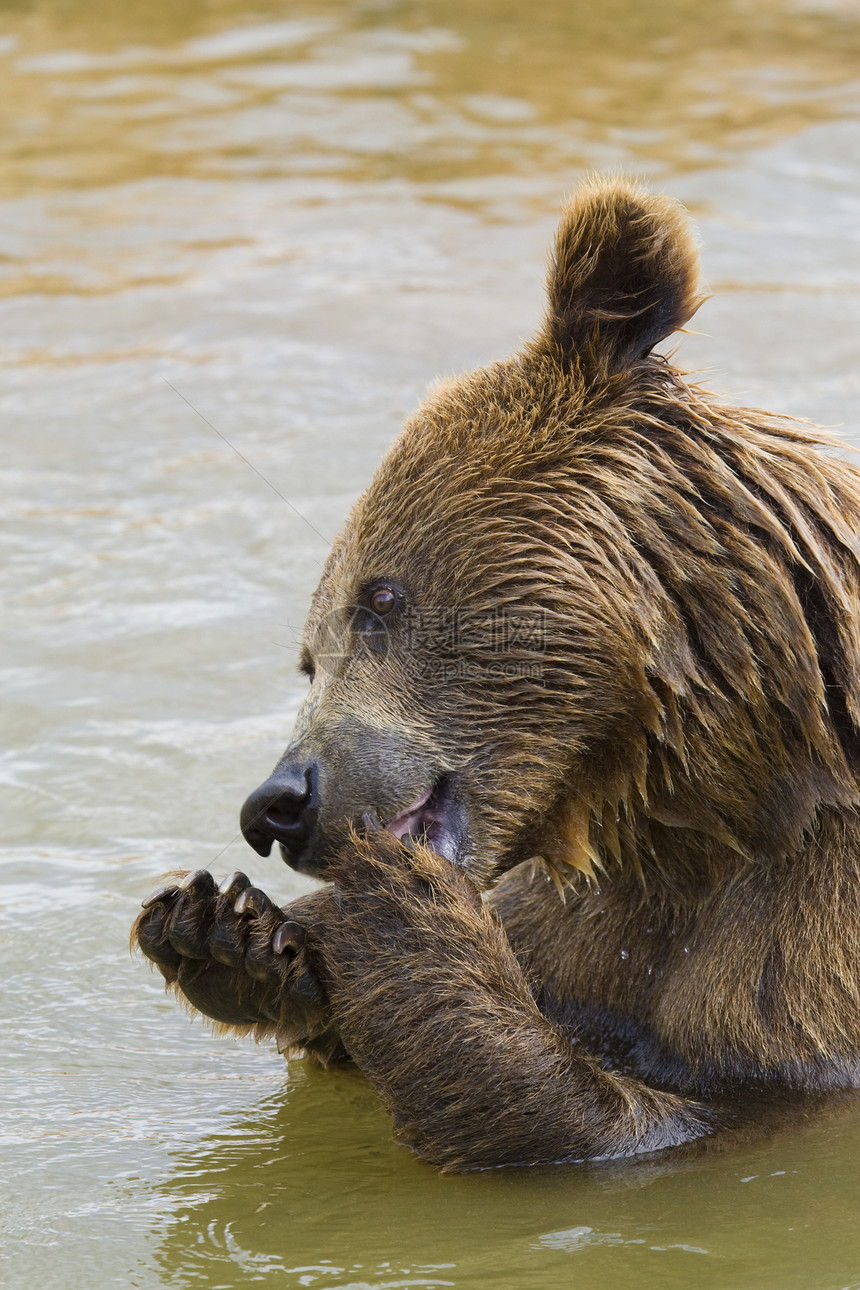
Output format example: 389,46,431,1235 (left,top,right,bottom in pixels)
383,789,433,843
383,783,459,863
